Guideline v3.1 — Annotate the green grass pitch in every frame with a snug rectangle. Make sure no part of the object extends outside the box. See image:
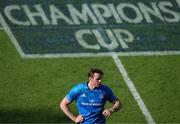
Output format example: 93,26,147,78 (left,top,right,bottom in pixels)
0,0,180,123
0,29,180,123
